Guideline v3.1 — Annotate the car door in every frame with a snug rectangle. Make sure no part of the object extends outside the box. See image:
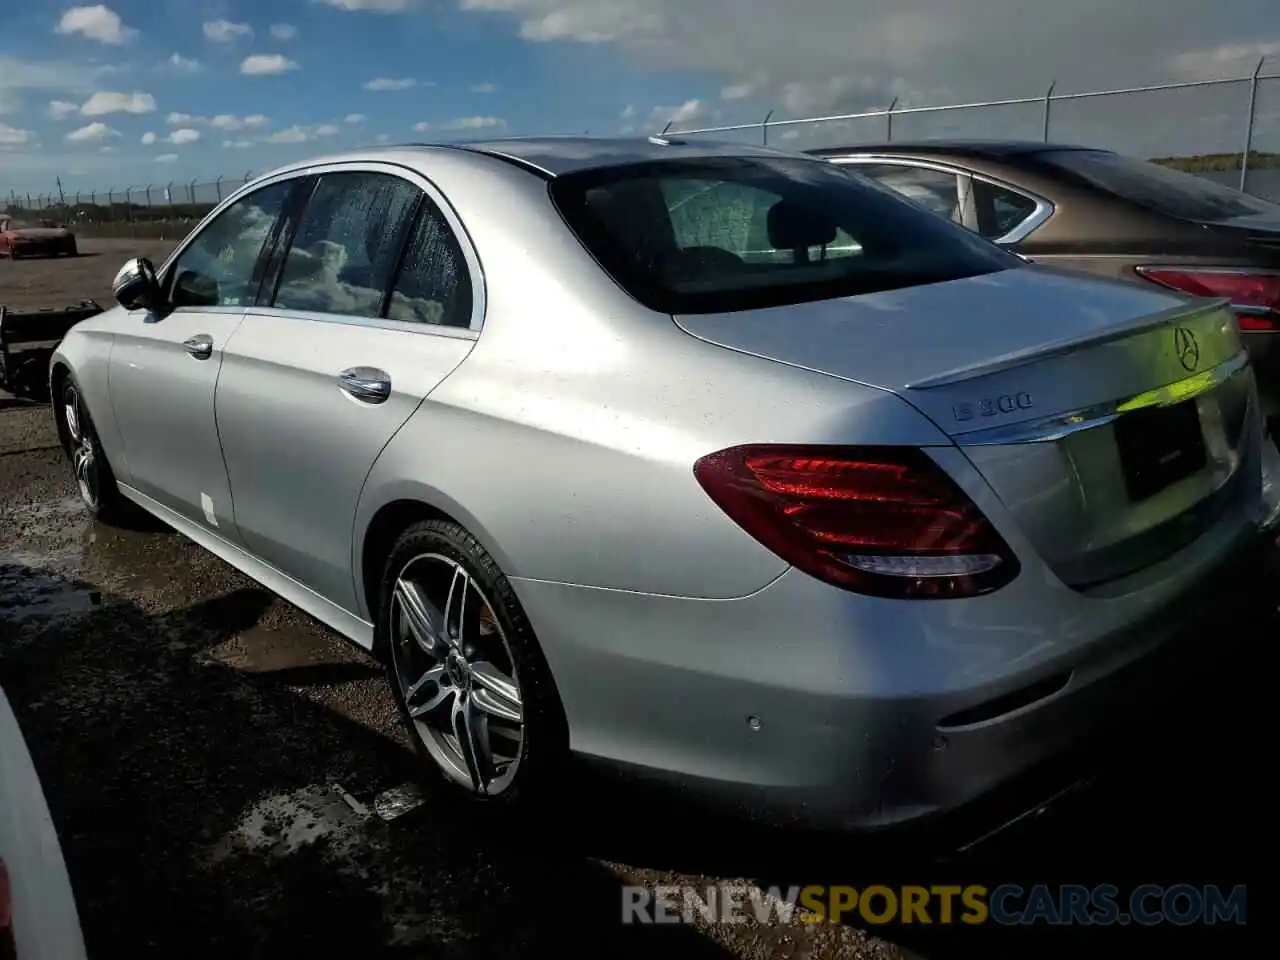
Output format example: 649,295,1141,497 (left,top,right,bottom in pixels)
107,177,296,532
214,163,480,613
833,159,977,229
